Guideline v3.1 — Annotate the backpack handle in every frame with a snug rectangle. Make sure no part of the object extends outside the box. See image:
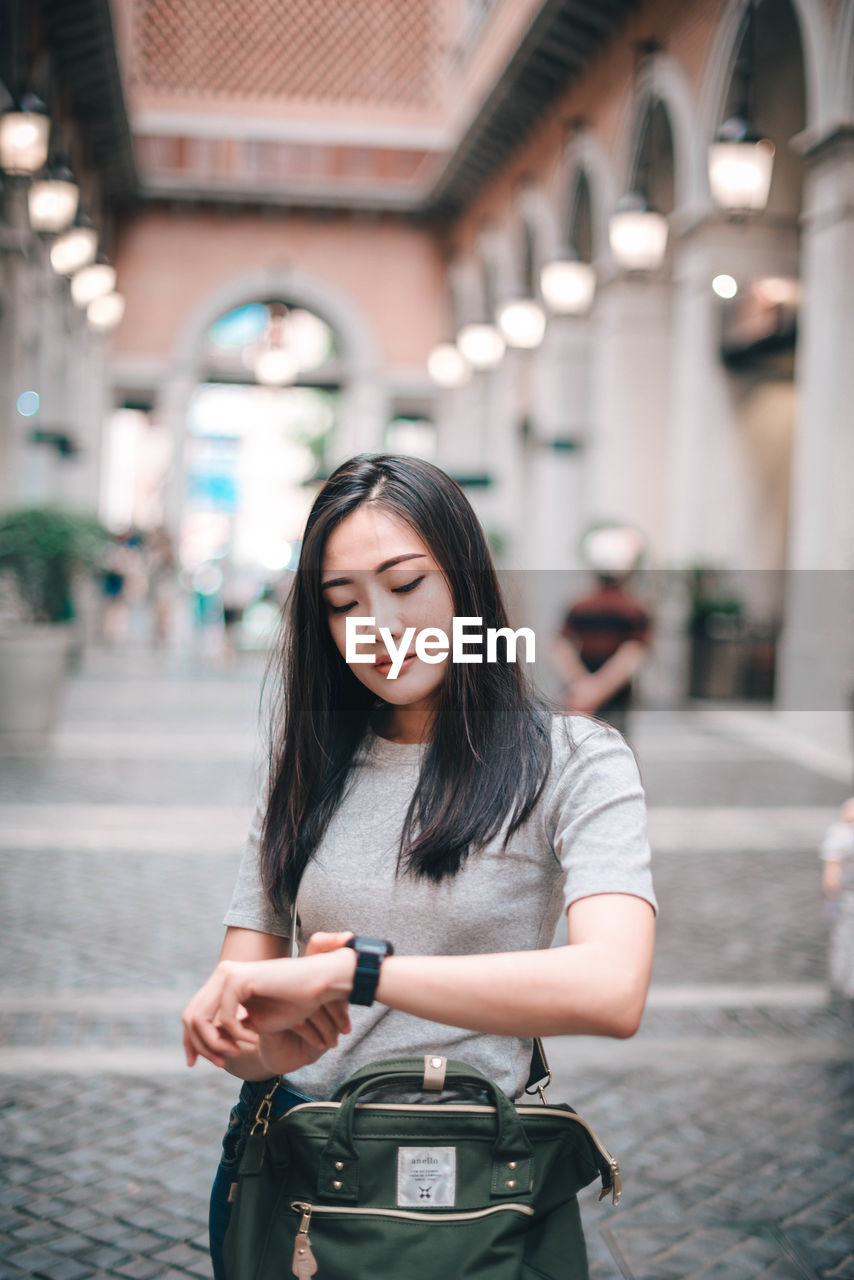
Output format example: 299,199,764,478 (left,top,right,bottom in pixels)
318,1058,534,1204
